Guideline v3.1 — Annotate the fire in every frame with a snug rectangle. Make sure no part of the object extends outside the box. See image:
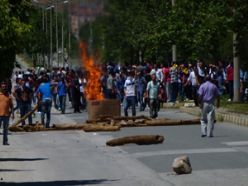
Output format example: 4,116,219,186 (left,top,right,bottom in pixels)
79,42,104,100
